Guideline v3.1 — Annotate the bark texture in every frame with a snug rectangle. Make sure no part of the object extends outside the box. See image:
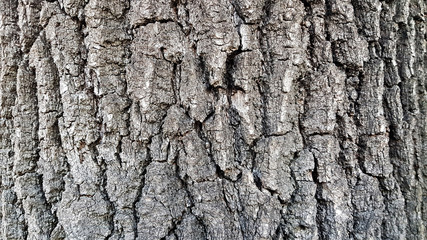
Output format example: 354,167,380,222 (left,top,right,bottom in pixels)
0,0,426,239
